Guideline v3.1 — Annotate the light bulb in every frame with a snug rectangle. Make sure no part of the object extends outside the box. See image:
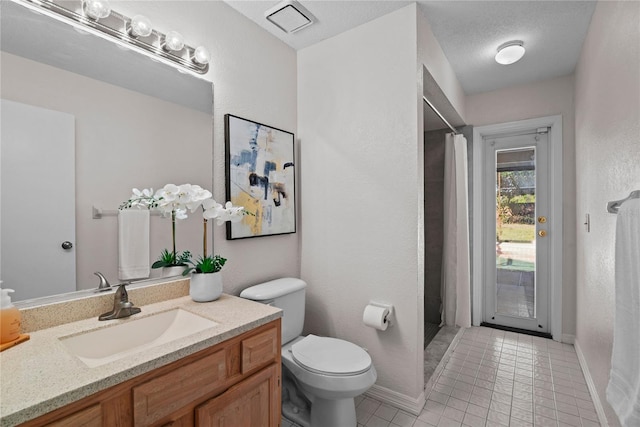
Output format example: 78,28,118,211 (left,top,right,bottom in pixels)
82,0,111,20
193,46,211,65
164,31,185,52
495,41,525,65
129,15,152,38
